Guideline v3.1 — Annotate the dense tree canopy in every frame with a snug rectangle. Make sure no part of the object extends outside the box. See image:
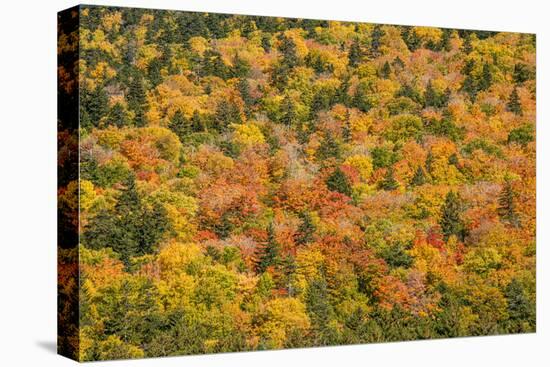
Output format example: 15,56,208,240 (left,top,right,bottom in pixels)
60,6,536,361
